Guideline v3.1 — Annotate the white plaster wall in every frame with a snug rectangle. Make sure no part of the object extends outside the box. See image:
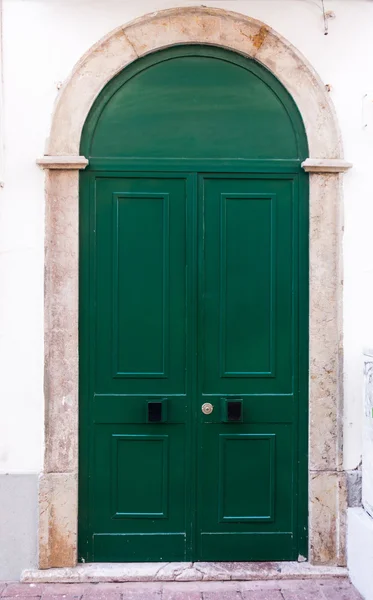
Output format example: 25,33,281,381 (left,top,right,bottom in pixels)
348,508,373,600
1,0,372,474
